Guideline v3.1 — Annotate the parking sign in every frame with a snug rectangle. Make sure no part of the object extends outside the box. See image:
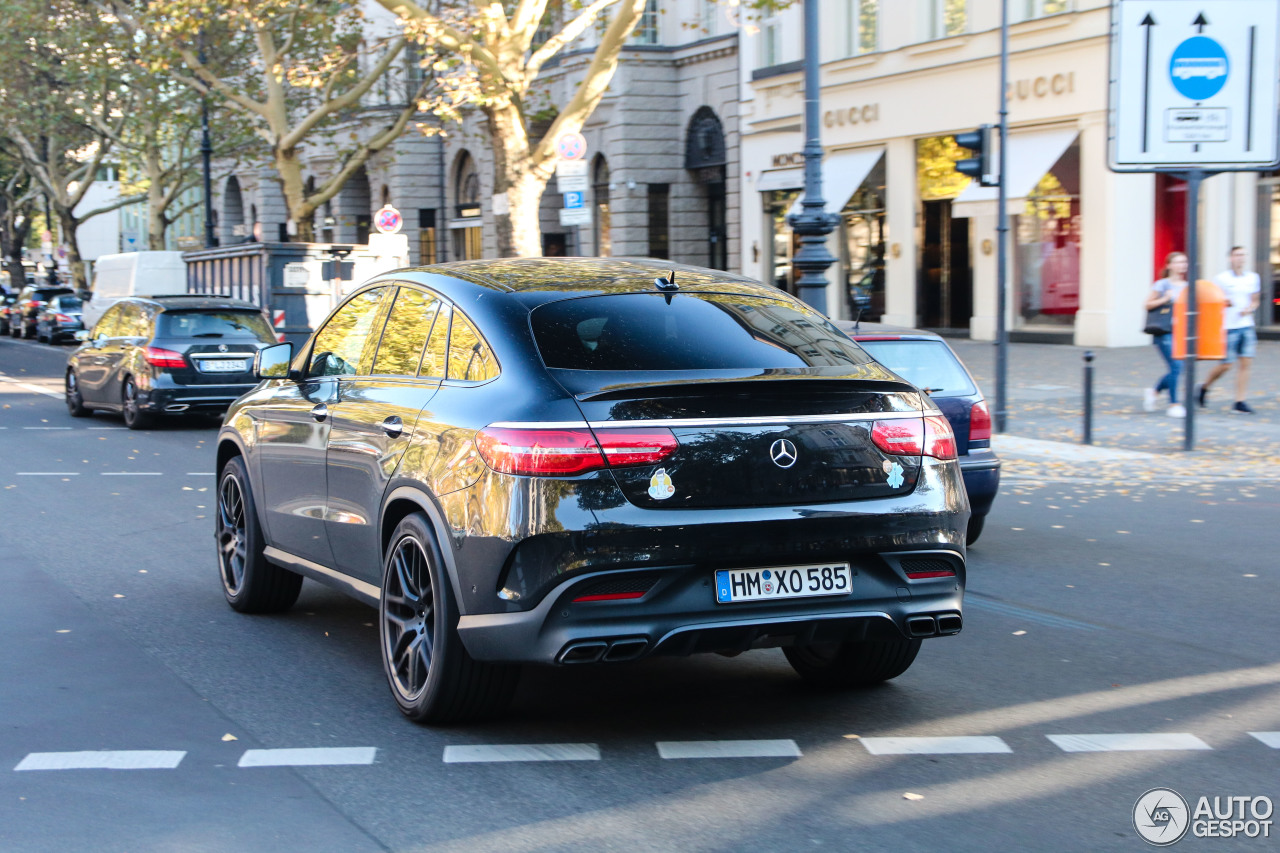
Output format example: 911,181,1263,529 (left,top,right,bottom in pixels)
1110,0,1280,170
